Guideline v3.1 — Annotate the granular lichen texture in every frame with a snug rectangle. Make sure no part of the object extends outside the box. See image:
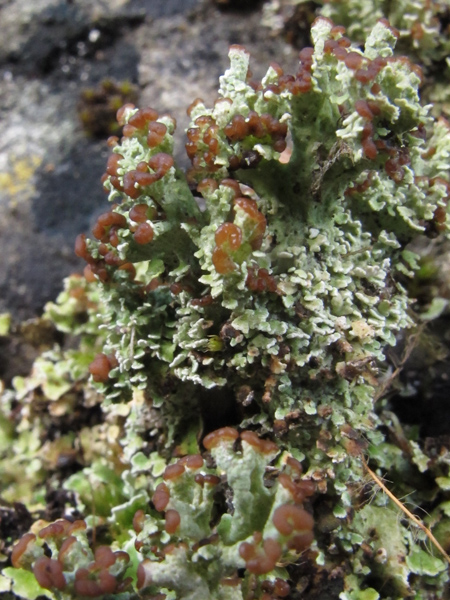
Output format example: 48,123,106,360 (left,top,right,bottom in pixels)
2,15,450,600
